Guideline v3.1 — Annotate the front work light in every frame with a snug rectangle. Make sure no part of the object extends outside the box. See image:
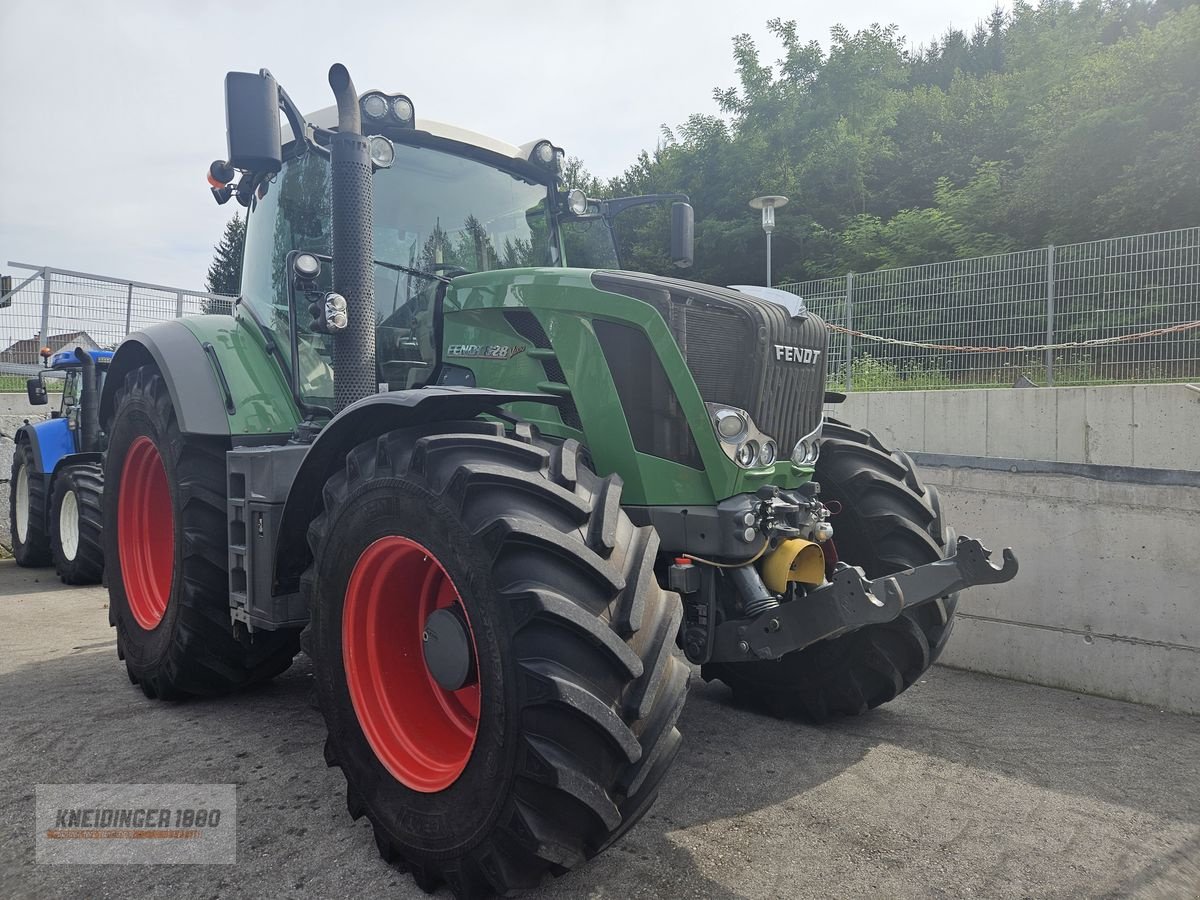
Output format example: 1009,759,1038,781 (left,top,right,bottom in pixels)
567,189,588,215
391,96,414,123
362,93,388,120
